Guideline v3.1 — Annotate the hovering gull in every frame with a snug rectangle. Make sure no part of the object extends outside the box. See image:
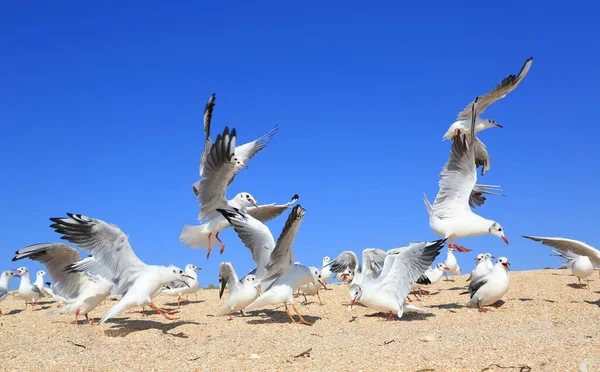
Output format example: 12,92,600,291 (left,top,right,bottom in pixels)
180,124,298,258
348,239,446,320
410,263,448,299
161,264,202,306
320,256,333,284
219,205,319,326
441,247,461,281
13,243,114,324
424,97,509,252
197,93,278,186
33,270,47,293
15,267,41,310
467,253,492,282
0,270,19,315
216,262,261,320
465,257,510,312
297,266,328,305
49,213,194,324
523,236,599,289
326,248,389,286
